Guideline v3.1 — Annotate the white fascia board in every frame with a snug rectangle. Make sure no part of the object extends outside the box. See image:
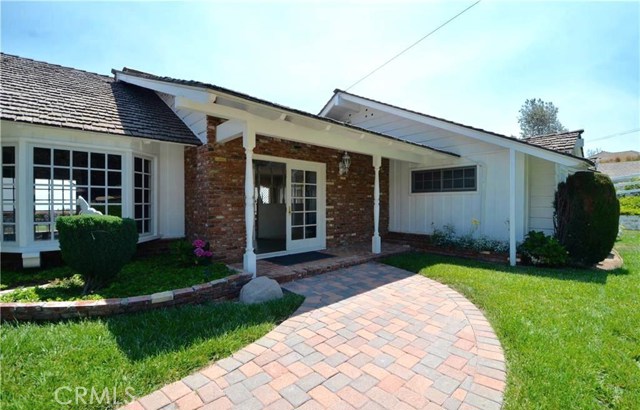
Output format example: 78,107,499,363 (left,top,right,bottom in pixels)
114,71,216,104
318,94,339,117
174,97,451,164
339,93,587,167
